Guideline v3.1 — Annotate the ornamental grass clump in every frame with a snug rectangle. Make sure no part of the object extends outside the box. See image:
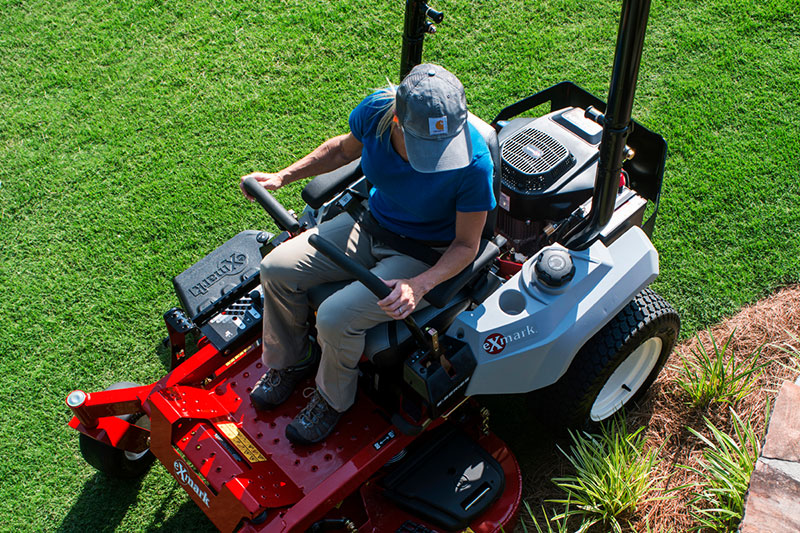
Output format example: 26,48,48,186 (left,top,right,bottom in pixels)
674,329,766,408
775,331,800,376
520,501,574,533
679,409,762,532
549,417,663,533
